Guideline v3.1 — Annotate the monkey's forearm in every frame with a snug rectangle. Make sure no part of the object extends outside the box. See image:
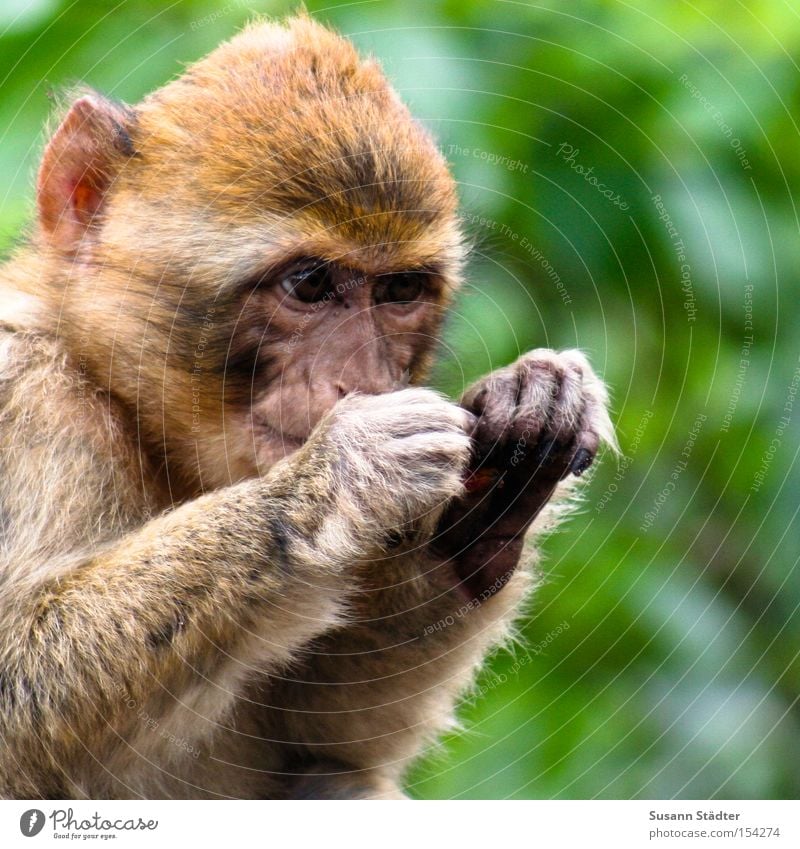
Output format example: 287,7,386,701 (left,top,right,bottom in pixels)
0,471,348,792
285,762,406,800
